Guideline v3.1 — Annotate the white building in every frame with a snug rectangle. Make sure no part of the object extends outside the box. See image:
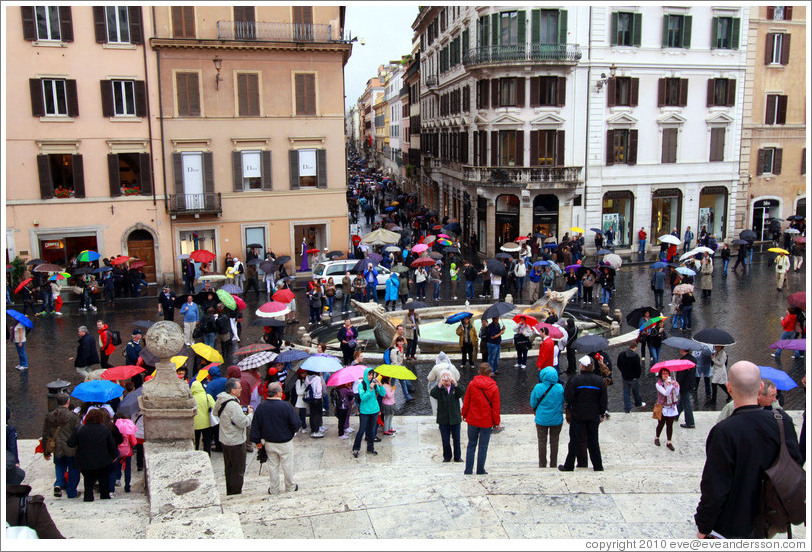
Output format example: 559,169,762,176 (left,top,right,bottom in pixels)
383,64,404,176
